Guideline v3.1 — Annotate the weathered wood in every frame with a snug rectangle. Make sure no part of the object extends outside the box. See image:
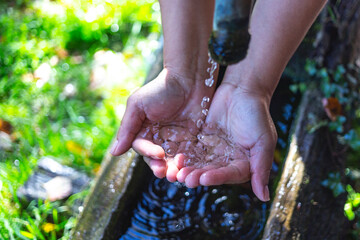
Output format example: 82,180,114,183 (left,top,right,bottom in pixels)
69,150,152,240
263,89,347,240
70,45,164,240
314,0,360,69
263,0,360,239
